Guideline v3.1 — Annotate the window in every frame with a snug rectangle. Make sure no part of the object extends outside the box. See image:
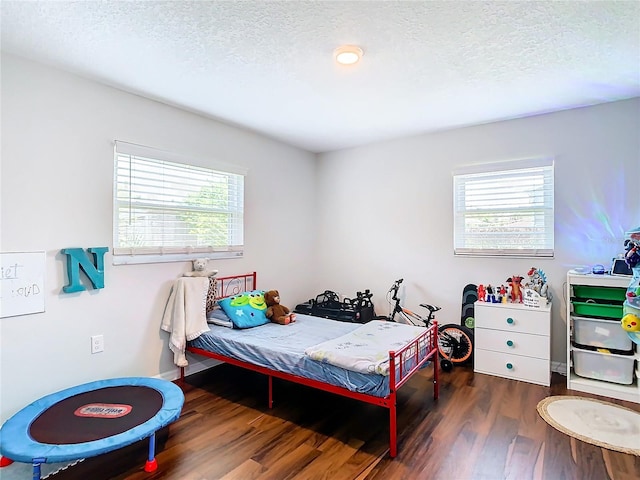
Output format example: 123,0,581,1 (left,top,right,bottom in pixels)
453,158,554,258
113,141,246,265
